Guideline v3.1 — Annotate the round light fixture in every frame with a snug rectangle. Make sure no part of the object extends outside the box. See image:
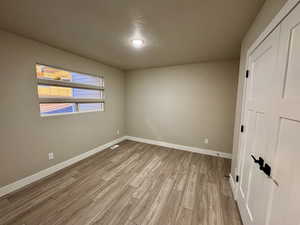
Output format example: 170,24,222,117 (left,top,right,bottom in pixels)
131,39,144,48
